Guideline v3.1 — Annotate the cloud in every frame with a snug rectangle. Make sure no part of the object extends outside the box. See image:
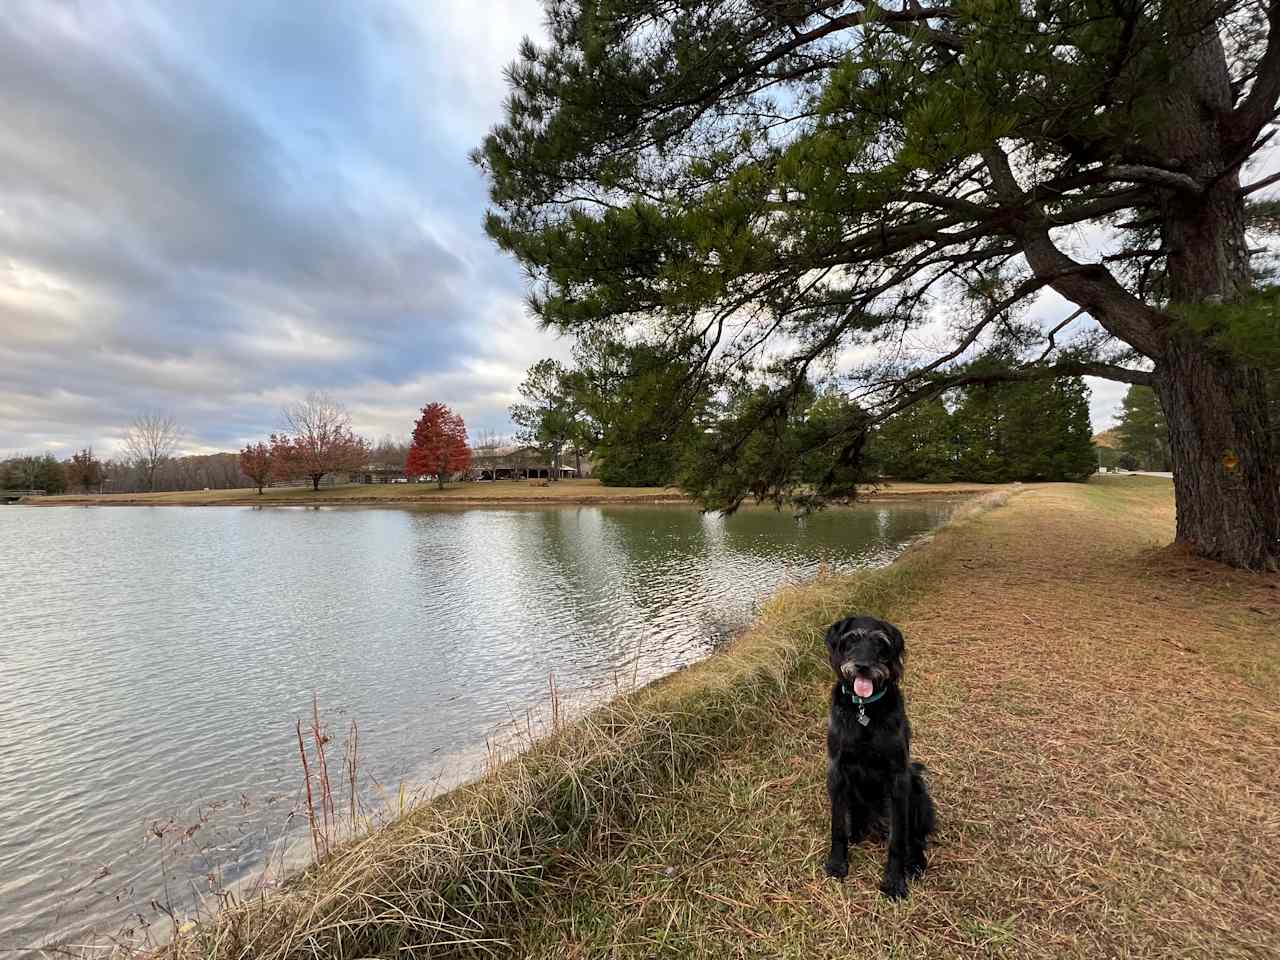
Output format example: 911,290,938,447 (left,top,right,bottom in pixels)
4,1,1261,457
0,0,555,457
